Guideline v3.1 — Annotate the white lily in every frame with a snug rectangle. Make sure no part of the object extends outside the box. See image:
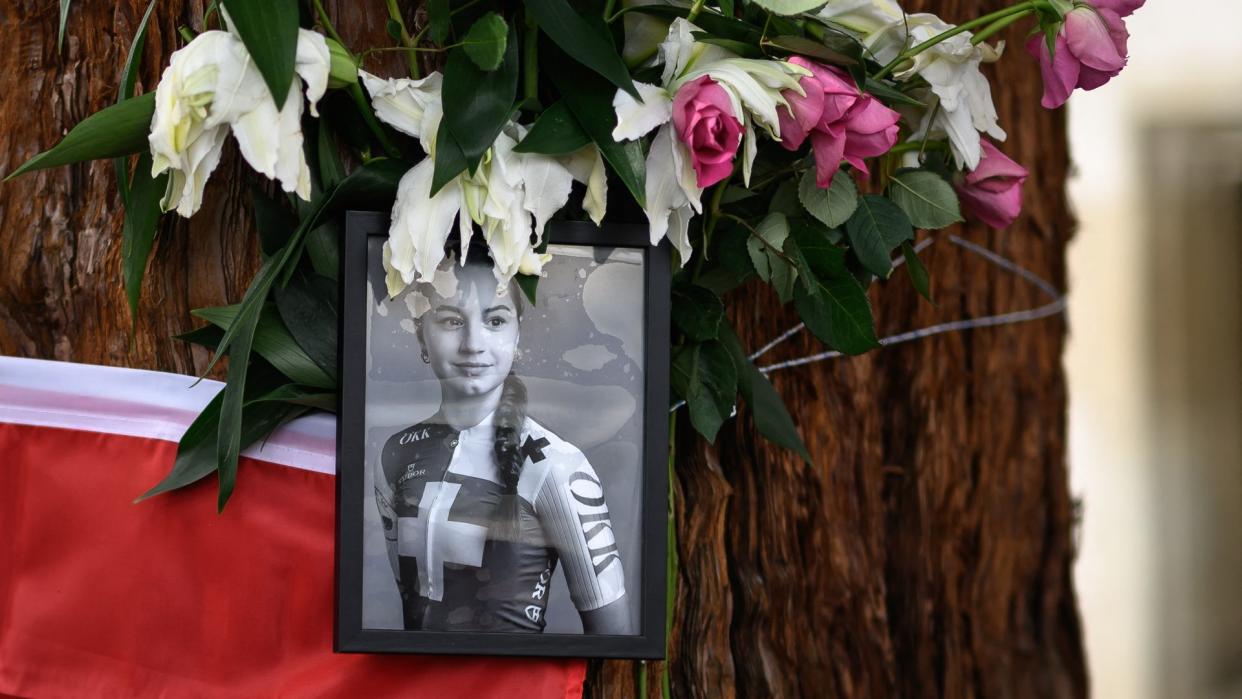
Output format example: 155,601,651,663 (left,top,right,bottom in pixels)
358,70,443,153
610,18,806,262
379,113,609,295
643,124,700,262
862,13,1006,170
148,25,329,217
611,81,673,142
563,144,609,226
